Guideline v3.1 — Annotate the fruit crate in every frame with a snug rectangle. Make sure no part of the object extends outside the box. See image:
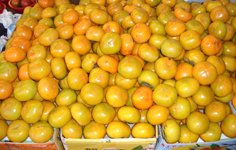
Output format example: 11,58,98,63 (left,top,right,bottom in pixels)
0,128,64,150
156,126,236,150
155,103,236,150
60,125,158,150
